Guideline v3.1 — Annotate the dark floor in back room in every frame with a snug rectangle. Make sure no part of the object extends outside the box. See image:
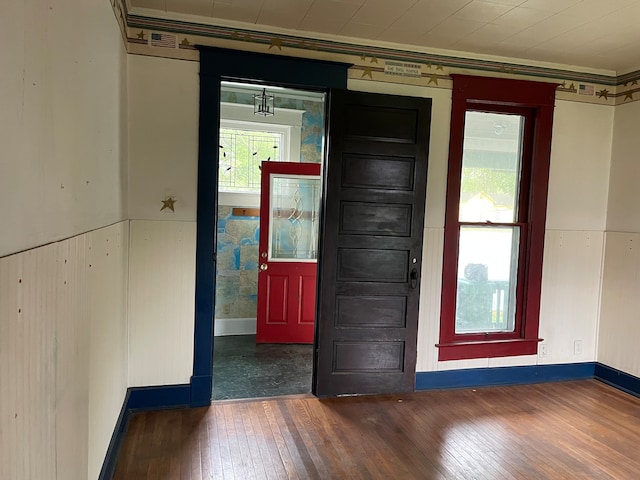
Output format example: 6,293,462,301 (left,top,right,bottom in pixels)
212,334,313,400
